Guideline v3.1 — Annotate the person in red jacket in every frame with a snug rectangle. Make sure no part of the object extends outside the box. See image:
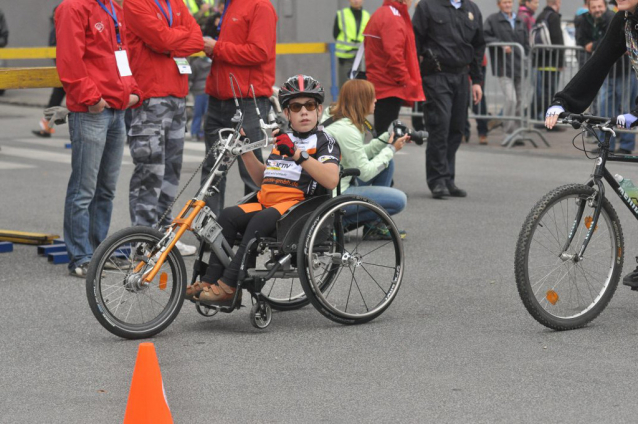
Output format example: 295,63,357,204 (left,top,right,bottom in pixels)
364,0,425,135
200,0,278,217
123,0,204,256
56,0,142,277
